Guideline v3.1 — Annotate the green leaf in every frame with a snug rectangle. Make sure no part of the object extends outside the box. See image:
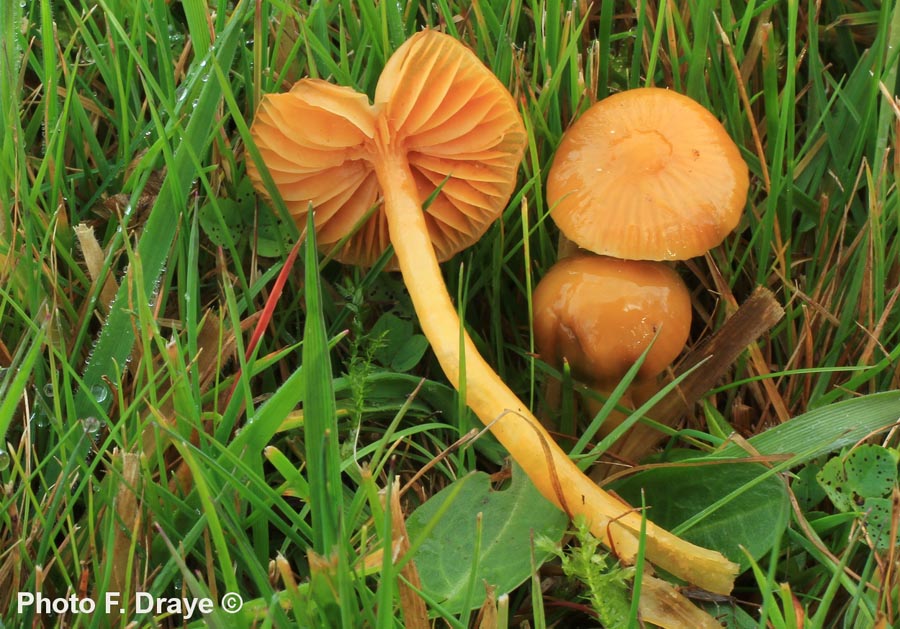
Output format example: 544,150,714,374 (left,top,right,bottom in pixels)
67,2,248,473
0,329,45,442
199,197,246,246
254,202,294,257
405,463,568,614
715,390,900,465
611,461,790,570
369,312,428,372
817,445,898,508
301,211,343,555
859,497,893,551
816,444,899,550
390,335,428,372
791,462,828,511
182,0,212,58
700,600,759,629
